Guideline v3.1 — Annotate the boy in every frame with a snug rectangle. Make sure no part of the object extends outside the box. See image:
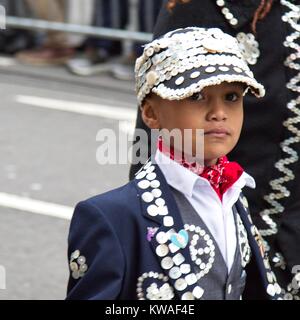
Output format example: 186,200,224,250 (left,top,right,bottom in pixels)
66,27,282,300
